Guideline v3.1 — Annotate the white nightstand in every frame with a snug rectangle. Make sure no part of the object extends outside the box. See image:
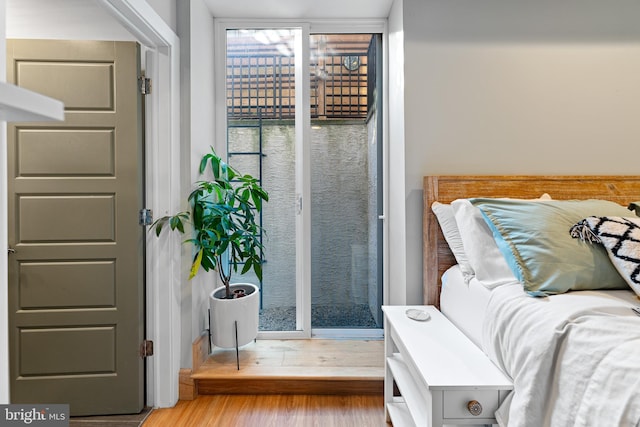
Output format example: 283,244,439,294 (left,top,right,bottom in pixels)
383,306,513,427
